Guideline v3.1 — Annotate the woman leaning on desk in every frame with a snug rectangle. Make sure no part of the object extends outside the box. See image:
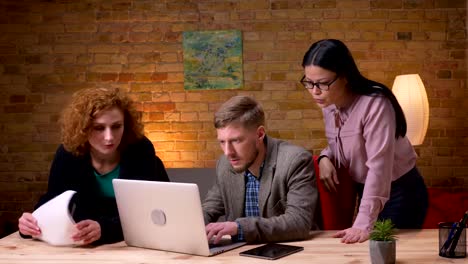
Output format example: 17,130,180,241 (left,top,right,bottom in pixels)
301,39,428,244
18,87,169,245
